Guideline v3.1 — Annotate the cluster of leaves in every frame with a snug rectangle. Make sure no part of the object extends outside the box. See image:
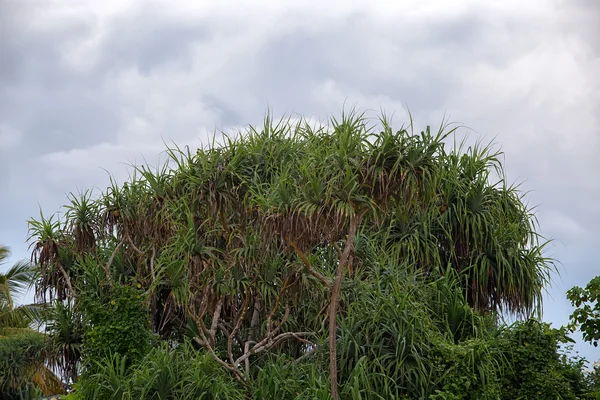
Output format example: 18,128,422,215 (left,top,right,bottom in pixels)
69,341,243,400
335,267,502,399
44,301,83,387
0,330,46,399
0,246,40,332
567,276,600,347
78,283,154,374
586,363,600,398
497,319,591,399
